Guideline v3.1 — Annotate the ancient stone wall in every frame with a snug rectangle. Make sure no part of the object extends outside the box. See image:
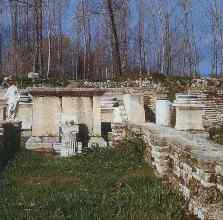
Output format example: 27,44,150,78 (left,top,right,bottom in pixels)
202,91,223,128
112,122,223,220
